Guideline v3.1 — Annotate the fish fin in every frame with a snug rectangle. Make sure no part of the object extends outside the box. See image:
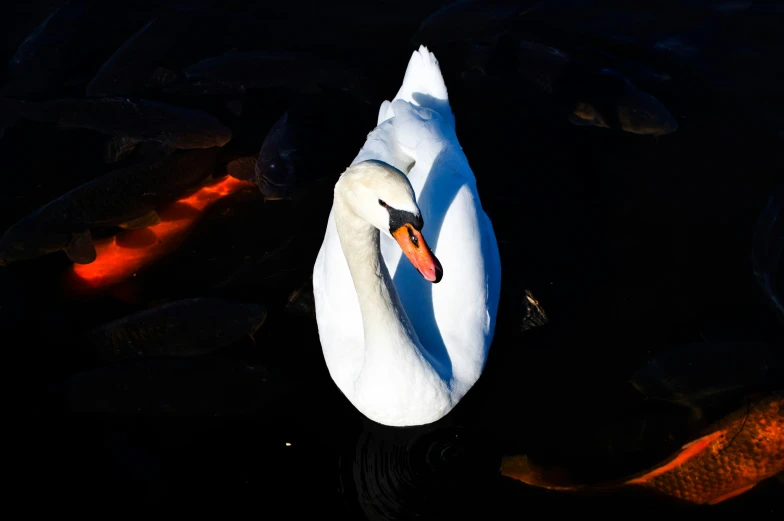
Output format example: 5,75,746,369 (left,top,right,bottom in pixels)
680,430,724,451
145,67,178,89
707,483,757,504
66,231,97,264
226,156,257,181
625,430,724,485
567,114,597,127
104,136,140,163
118,210,161,230
500,455,577,490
